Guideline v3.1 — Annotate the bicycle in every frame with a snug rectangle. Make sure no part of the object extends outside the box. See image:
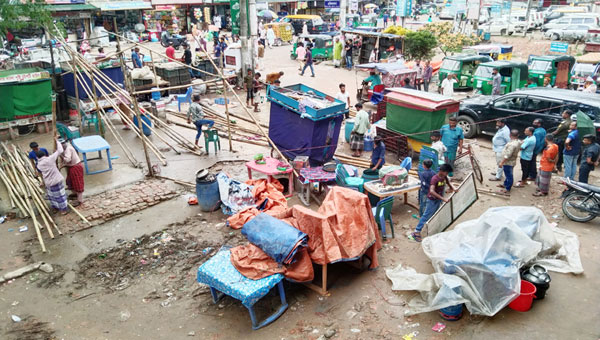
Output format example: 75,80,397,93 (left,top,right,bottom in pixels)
455,143,483,183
